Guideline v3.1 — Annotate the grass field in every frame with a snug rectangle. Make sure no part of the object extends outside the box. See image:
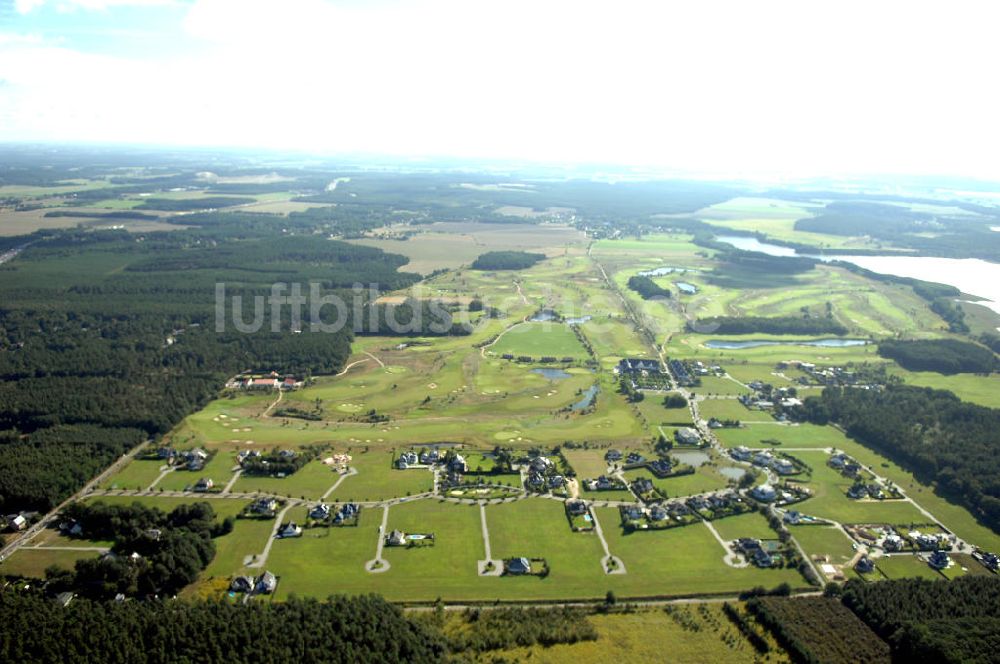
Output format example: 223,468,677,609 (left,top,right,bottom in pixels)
791,525,857,564
232,460,343,500
711,512,778,540
491,606,791,663
1,548,99,577
490,322,590,359
103,458,167,490
715,423,854,450
876,555,942,580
